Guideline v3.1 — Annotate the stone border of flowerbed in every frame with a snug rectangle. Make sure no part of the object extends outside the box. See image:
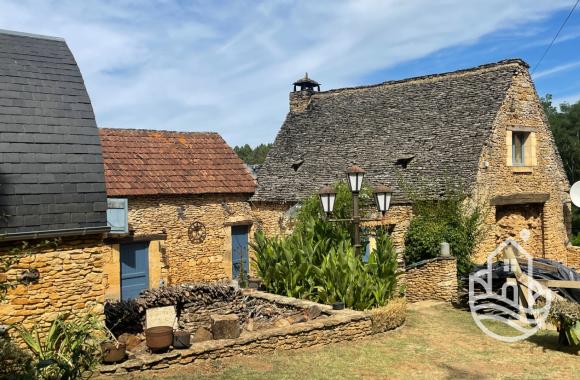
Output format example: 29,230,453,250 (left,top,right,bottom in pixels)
100,290,391,375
